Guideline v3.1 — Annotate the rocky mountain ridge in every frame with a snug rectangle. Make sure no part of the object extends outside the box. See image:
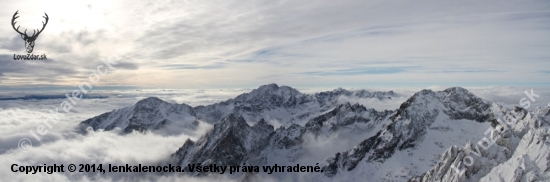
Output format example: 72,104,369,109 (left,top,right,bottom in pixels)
79,83,397,133
78,84,550,181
